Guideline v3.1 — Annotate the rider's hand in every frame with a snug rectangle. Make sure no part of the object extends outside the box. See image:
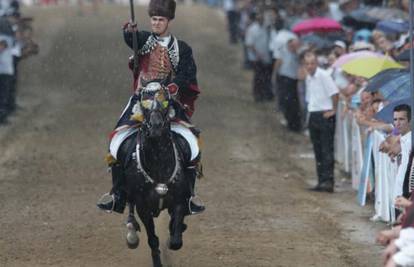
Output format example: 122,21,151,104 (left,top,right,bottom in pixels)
124,21,138,33
167,83,178,96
